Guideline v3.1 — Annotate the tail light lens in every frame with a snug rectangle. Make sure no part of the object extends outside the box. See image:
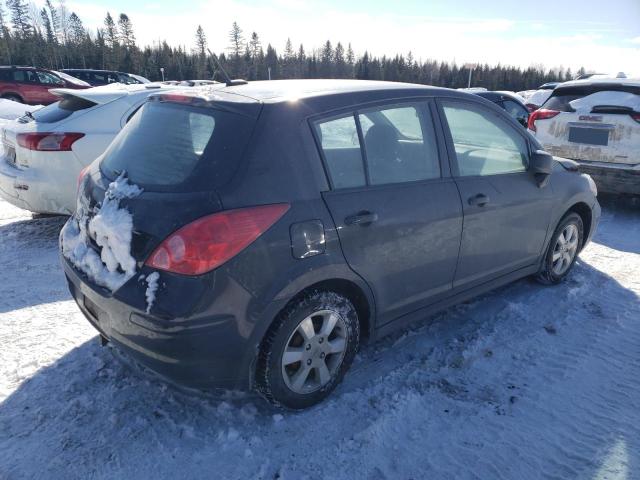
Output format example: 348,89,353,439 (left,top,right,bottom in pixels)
146,204,290,275
527,109,560,132
525,103,538,113
17,132,85,151
630,113,640,124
